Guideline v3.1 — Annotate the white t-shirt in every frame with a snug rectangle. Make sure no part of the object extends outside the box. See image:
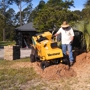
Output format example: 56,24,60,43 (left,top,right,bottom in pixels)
56,27,74,44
